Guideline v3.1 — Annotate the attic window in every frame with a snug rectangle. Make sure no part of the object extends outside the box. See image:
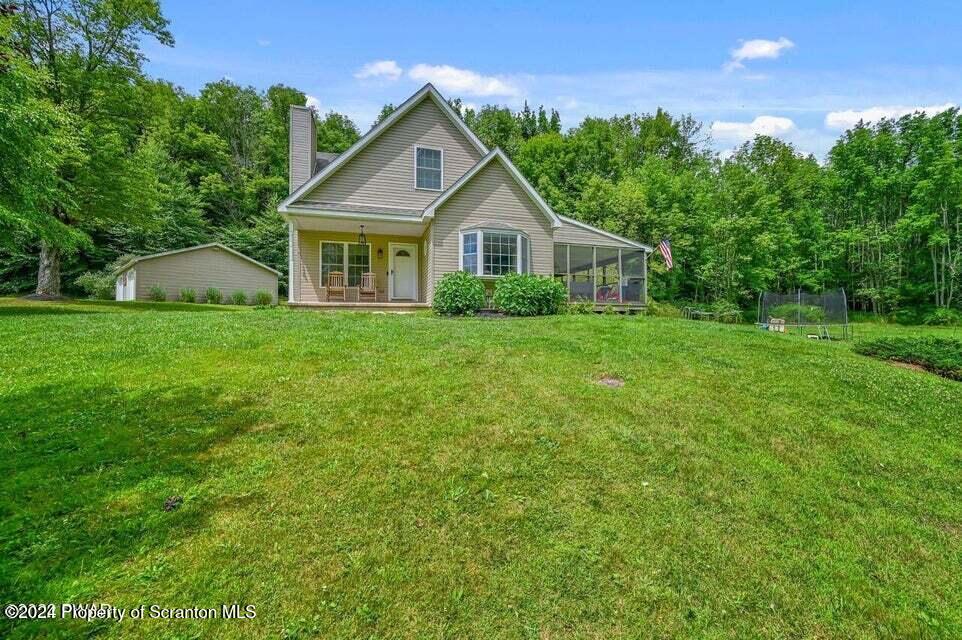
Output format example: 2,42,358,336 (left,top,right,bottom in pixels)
415,147,443,190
